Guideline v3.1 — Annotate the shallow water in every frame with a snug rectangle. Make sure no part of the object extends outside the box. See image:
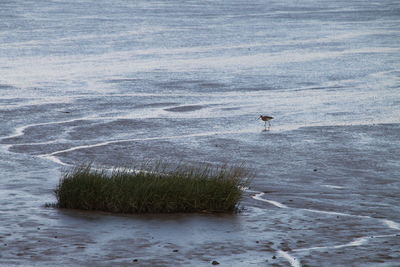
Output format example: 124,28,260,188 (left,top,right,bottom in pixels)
1,0,400,266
